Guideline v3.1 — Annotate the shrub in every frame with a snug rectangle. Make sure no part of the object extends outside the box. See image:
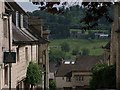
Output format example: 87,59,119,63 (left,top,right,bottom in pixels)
81,48,90,56
61,42,70,52
72,47,80,55
26,62,42,90
49,49,65,63
49,80,56,90
90,64,116,90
